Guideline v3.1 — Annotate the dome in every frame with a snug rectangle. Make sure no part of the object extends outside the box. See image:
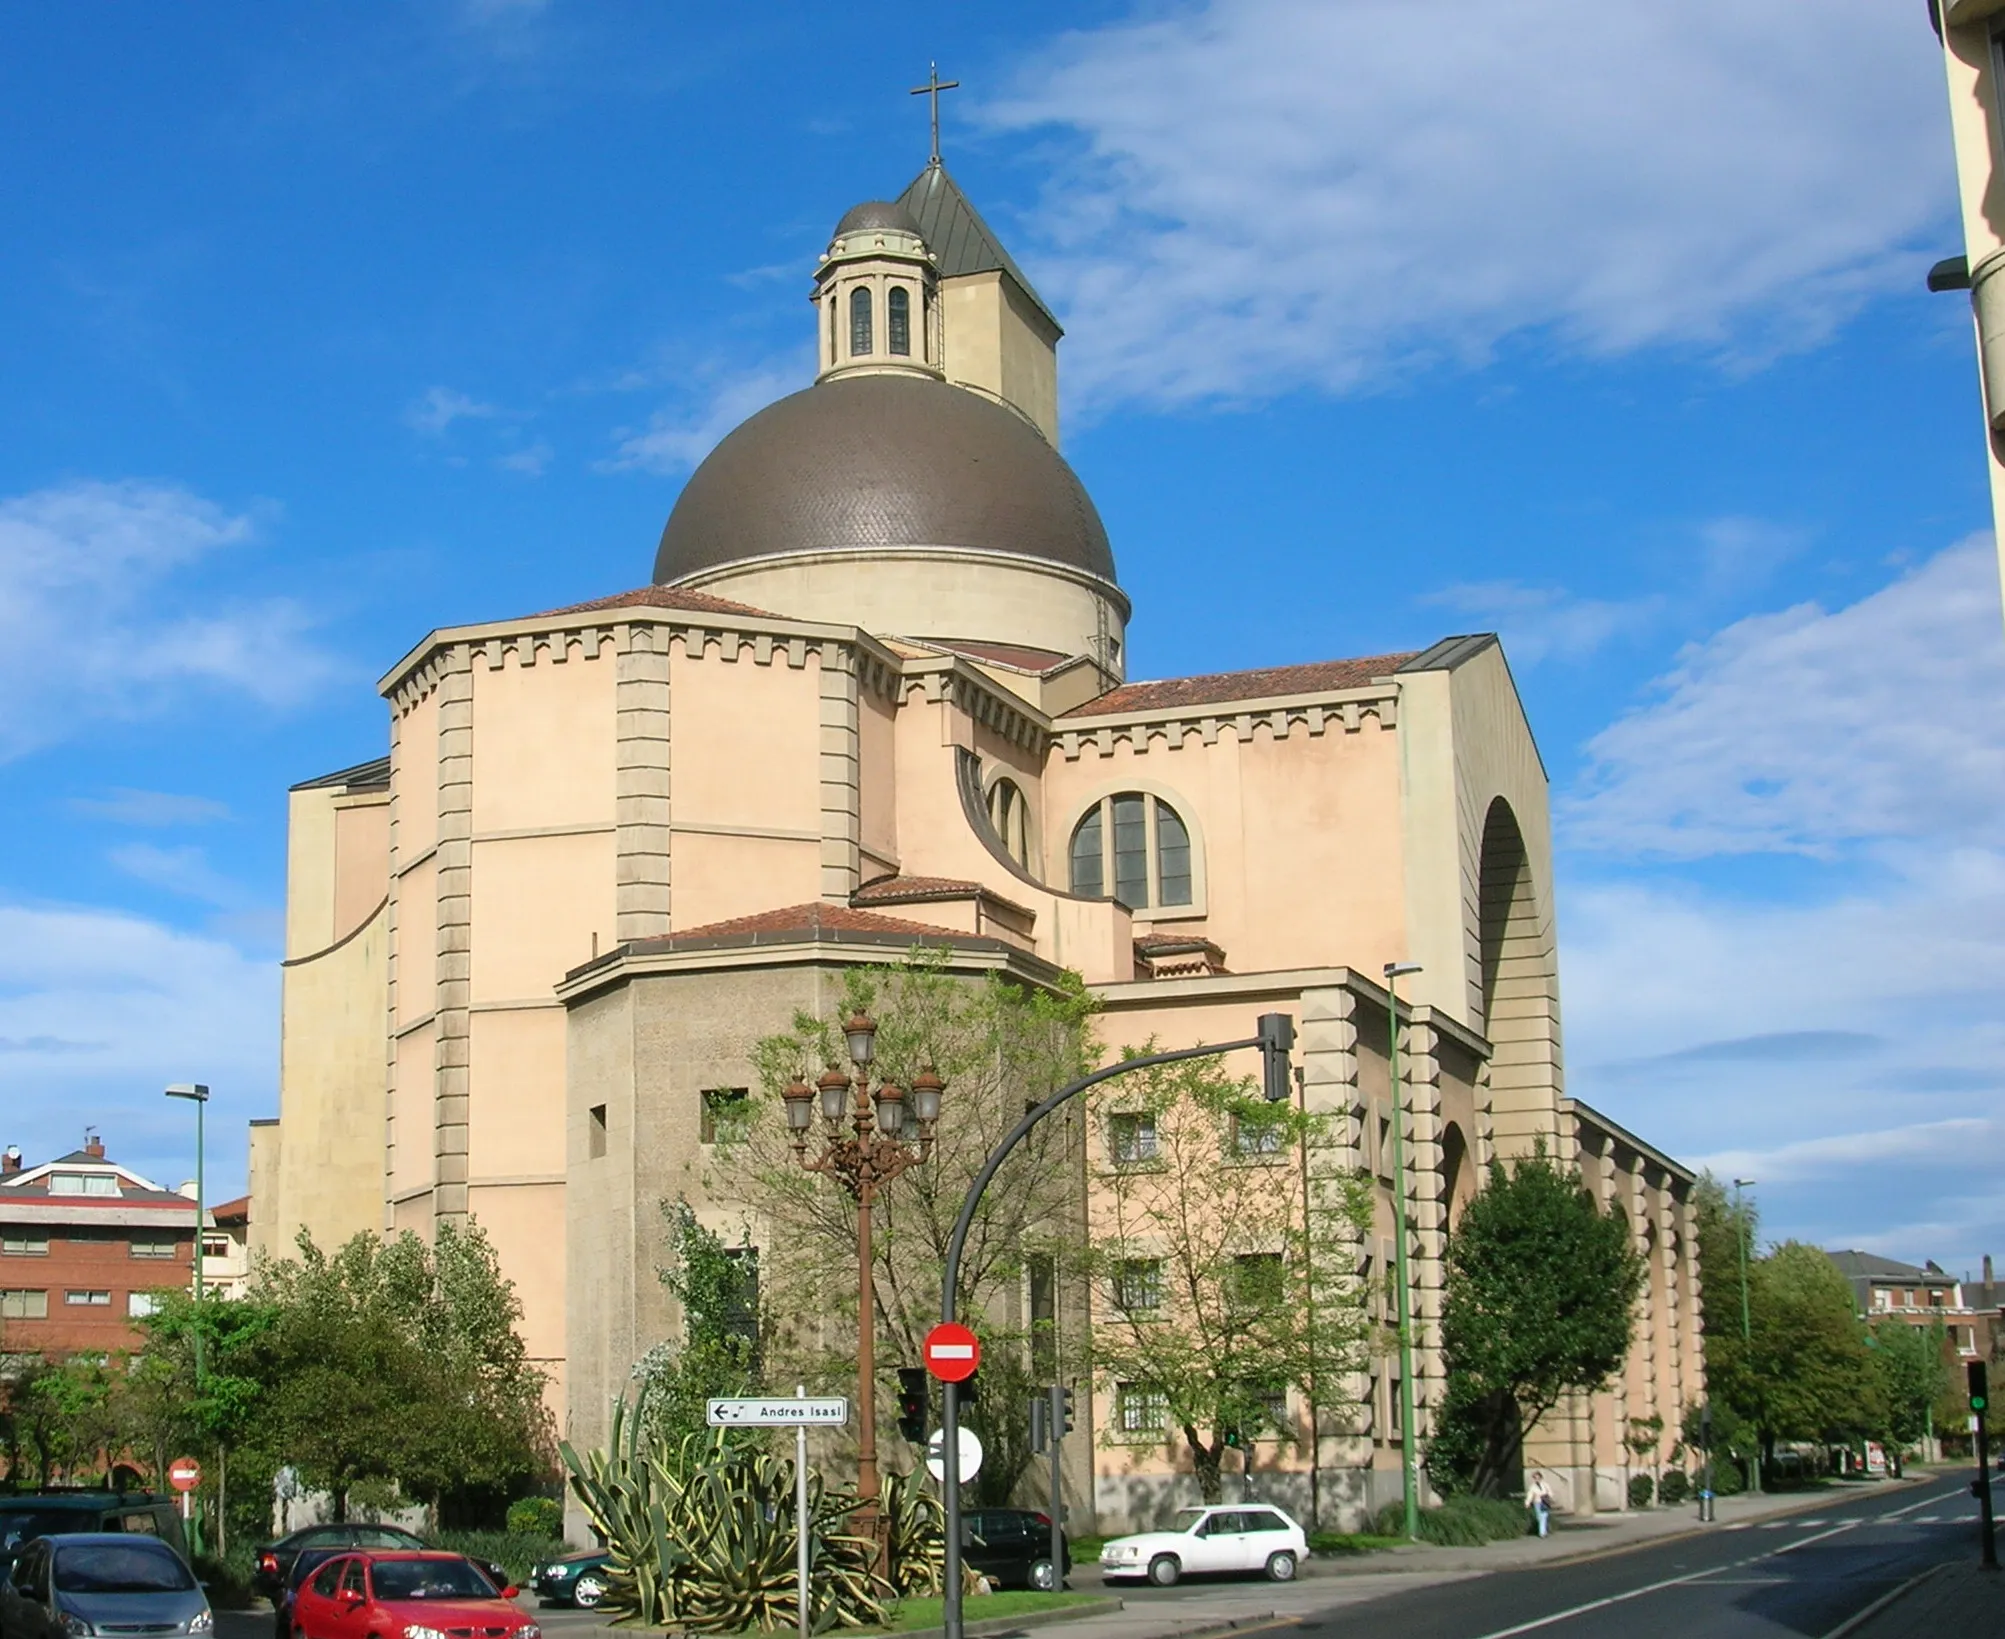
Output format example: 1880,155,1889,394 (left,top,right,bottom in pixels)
653,375,1117,587
833,199,924,238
